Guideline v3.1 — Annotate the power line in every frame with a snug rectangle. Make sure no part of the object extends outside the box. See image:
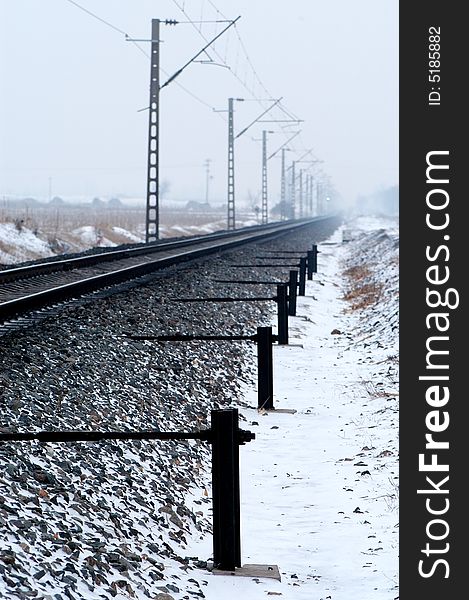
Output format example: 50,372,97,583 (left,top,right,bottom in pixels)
64,0,305,137
62,0,226,120
171,0,266,105
206,2,284,105
64,0,128,36
65,0,327,187
160,17,240,89
171,0,229,62
171,79,227,117
202,1,324,189
204,0,304,139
